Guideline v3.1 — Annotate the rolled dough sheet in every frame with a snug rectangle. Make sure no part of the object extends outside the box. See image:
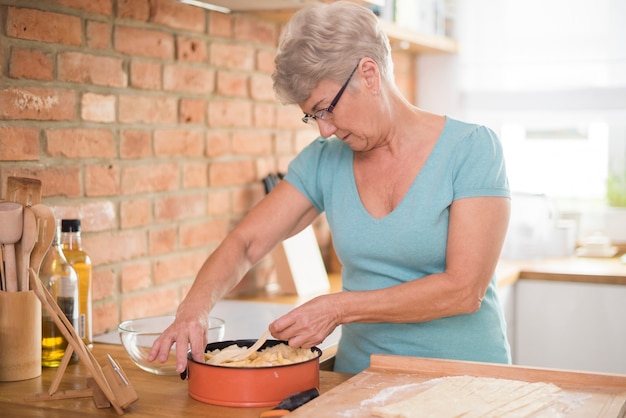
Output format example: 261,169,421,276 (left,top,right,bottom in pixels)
370,375,567,418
